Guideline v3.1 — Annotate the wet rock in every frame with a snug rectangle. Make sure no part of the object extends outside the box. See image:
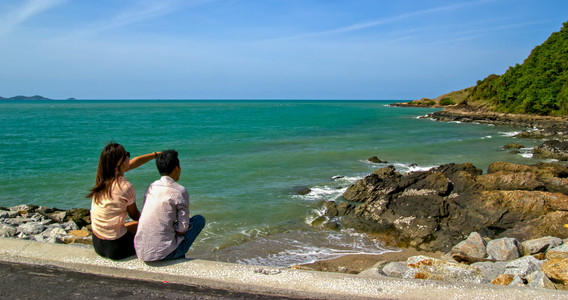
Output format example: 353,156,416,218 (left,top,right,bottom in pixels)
368,156,385,163
293,186,311,195
310,216,326,227
522,236,563,256
504,143,524,149
475,172,545,191
323,202,338,217
533,140,568,161
334,160,568,253
486,238,521,261
546,244,568,260
335,202,354,216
